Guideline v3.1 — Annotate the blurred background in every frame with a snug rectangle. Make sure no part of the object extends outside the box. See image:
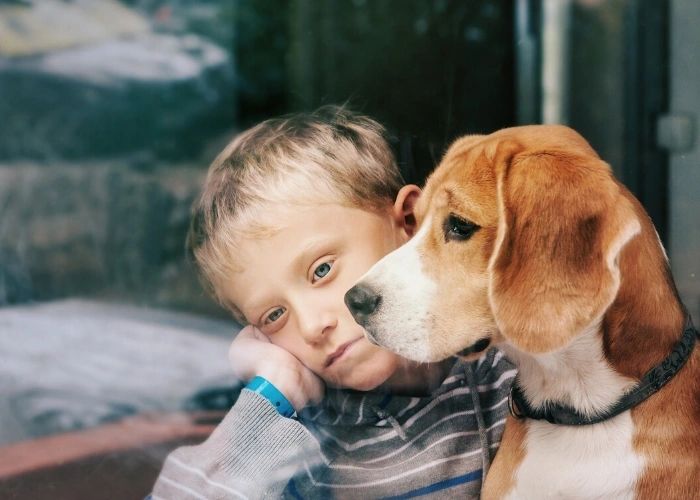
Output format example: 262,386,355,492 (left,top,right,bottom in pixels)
0,0,698,498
